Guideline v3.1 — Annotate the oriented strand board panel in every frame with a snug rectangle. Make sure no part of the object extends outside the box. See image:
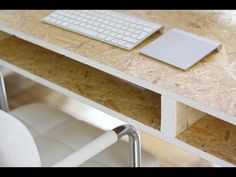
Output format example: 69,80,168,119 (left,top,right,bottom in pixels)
0,35,161,130
0,31,10,40
177,115,236,165
0,10,235,121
